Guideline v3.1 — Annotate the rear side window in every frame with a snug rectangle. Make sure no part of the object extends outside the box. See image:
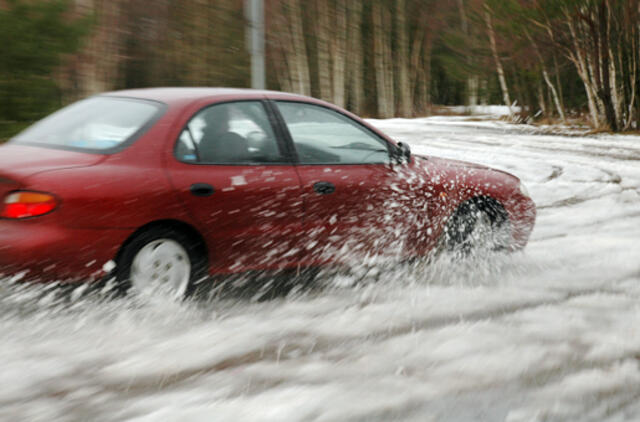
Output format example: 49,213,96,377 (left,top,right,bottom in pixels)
175,101,286,165
12,97,162,152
